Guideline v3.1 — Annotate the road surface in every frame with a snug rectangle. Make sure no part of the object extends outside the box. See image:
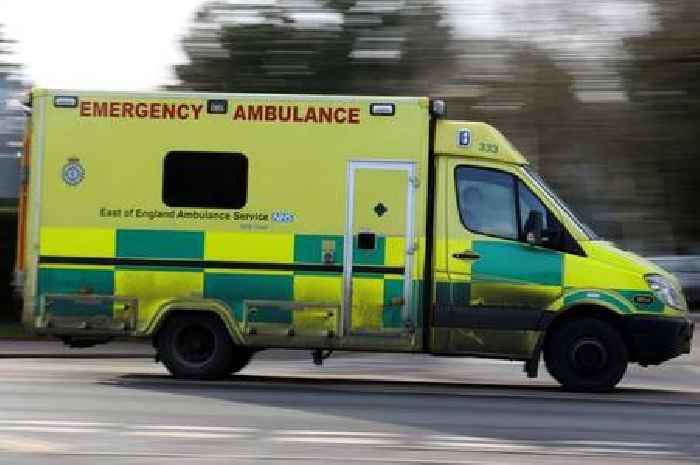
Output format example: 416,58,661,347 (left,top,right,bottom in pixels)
0,341,698,464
